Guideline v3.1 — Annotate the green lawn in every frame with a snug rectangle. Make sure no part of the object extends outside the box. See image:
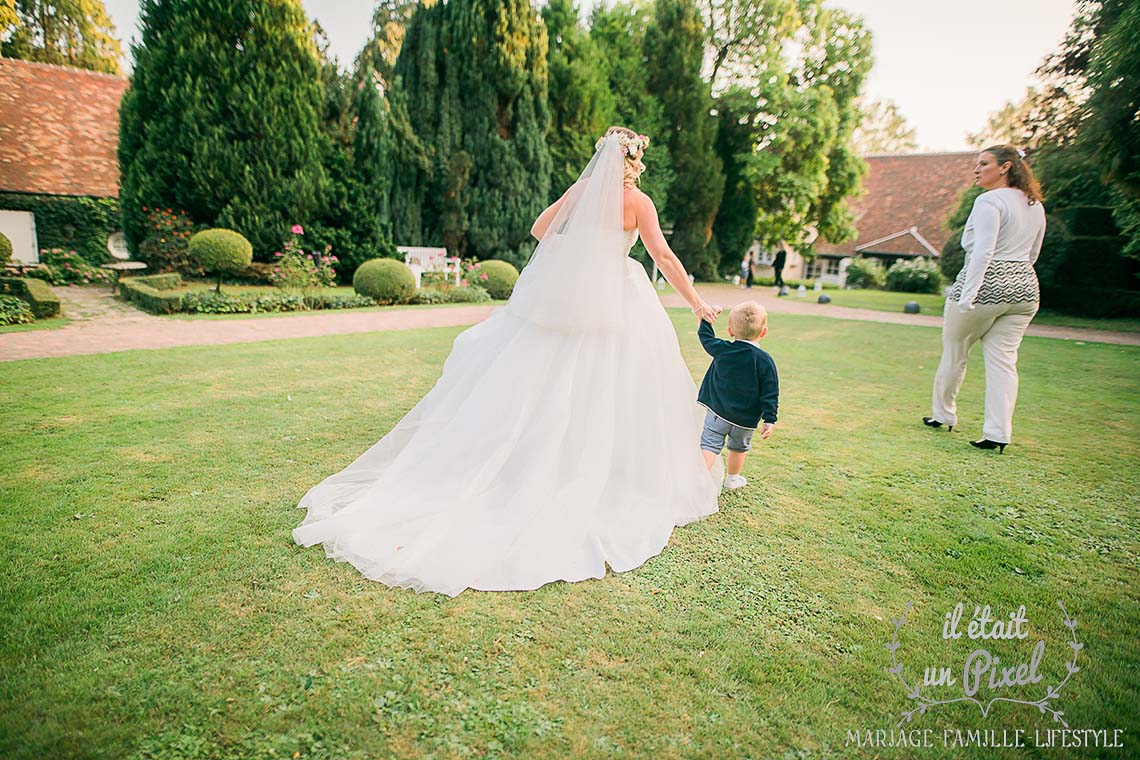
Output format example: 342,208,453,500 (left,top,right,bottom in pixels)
1,312,1137,758
0,315,72,334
